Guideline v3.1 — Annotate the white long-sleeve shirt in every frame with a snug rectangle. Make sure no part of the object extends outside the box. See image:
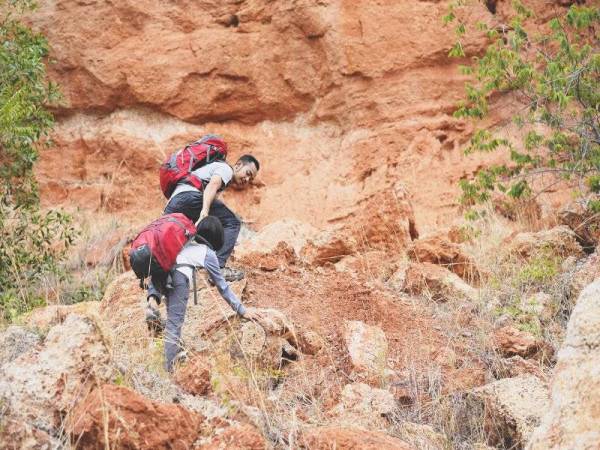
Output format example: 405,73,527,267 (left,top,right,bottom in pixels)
176,241,246,315
147,241,245,315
